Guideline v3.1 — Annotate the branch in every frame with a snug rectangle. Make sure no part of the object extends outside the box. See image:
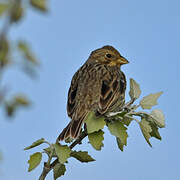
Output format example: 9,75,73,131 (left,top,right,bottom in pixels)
38,99,136,180
107,98,137,117
38,131,88,180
